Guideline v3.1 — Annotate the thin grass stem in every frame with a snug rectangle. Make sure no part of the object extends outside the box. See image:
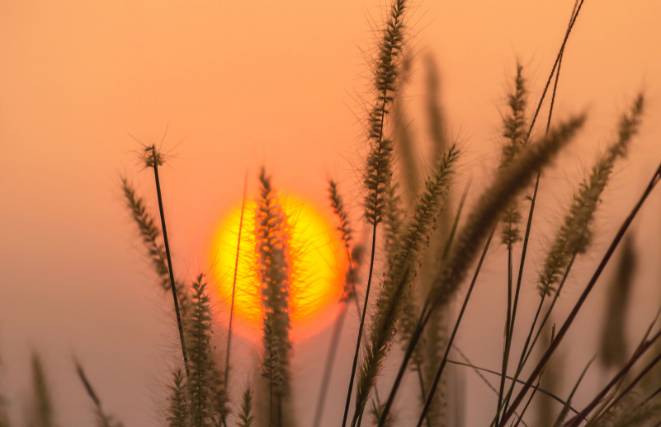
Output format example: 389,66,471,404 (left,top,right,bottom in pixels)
224,173,248,389
499,164,660,426
415,228,495,427
313,304,348,427
342,224,378,427
148,145,189,377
